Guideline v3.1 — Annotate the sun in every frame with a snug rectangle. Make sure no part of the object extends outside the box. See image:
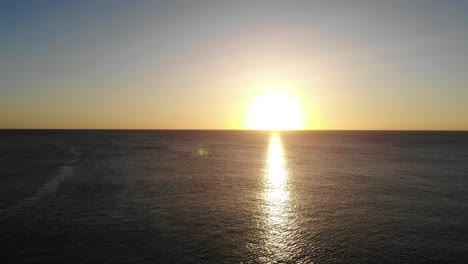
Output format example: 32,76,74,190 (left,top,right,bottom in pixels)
246,90,306,130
